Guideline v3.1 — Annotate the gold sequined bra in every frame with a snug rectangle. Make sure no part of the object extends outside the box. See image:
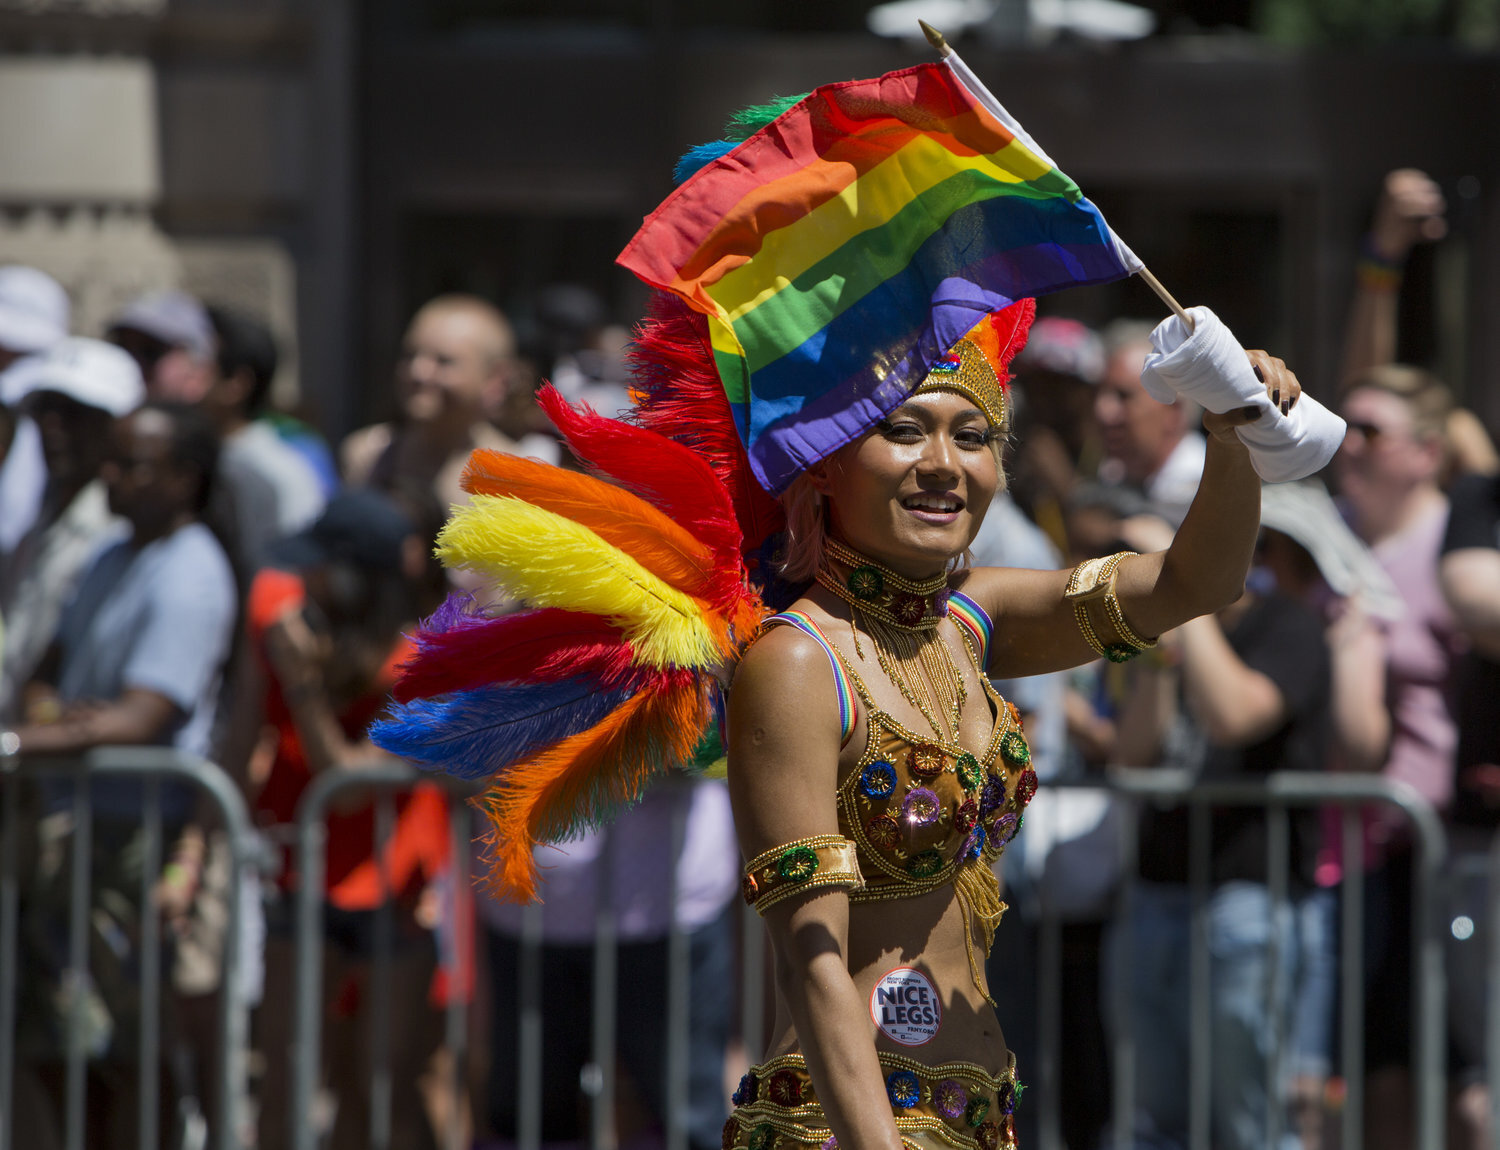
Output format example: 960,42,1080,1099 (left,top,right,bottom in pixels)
742,594,1038,997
